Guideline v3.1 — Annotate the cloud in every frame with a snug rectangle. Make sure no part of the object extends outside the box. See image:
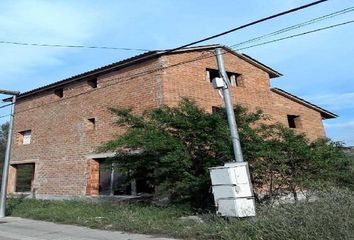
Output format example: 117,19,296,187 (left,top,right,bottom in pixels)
0,0,102,85
325,121,354,129
324,121,354,146
304,92,354,145
302,92,354,111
